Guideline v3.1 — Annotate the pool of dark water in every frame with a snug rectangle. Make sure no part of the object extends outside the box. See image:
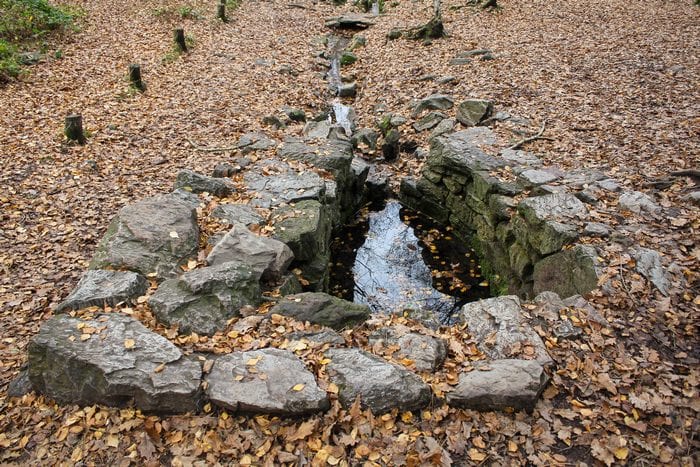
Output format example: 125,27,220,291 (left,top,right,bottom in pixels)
329,200,491,322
